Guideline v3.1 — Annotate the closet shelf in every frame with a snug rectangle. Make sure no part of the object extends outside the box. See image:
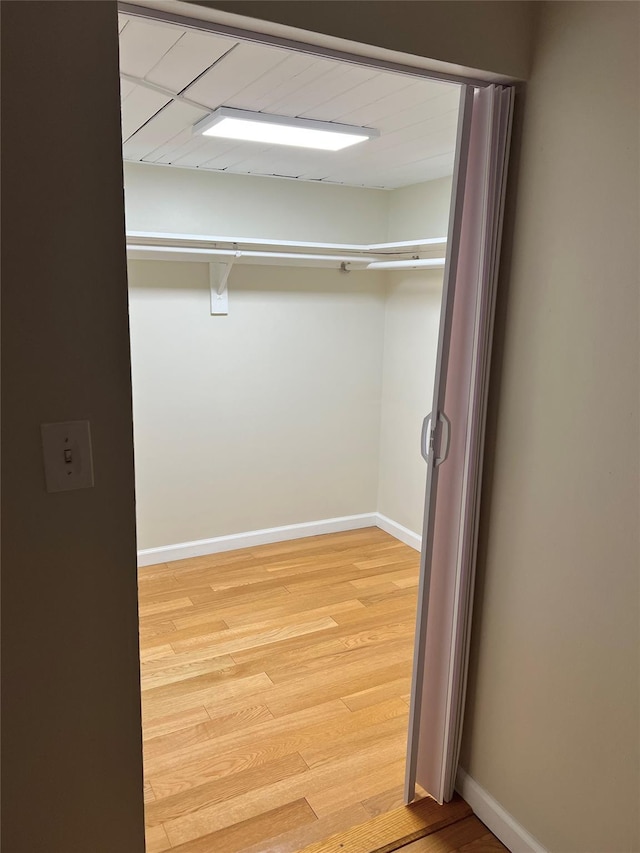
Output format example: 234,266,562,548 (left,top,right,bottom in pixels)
126,230,447,271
